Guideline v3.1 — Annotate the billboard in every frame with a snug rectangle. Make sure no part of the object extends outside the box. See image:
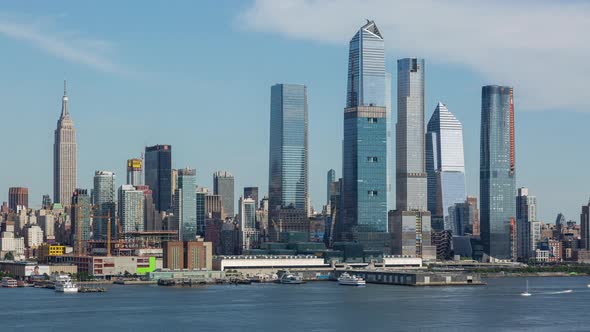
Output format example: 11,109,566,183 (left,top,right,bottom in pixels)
25,265,51,277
